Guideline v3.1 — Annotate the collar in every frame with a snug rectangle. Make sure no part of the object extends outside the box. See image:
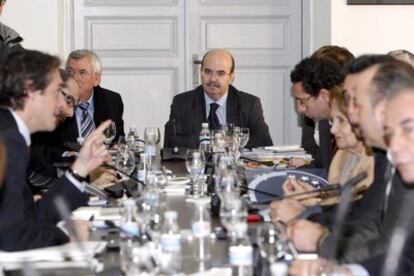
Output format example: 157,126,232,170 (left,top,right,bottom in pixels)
204,90,228,107
9,108,31,146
